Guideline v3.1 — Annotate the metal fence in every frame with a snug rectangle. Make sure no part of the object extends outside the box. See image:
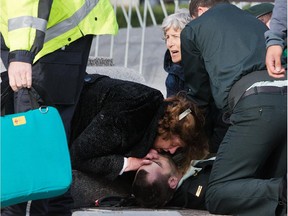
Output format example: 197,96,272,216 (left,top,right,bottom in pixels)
90,0,184,75
90,0,270,75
